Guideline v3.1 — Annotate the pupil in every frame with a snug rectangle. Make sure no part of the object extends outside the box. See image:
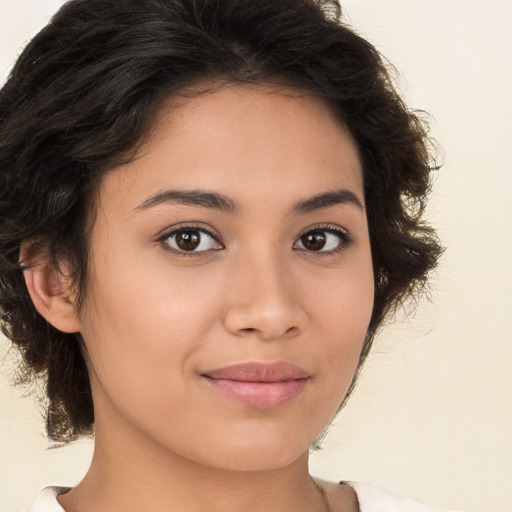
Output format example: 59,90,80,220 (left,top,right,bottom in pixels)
302,232,326,251
176,230,200,251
